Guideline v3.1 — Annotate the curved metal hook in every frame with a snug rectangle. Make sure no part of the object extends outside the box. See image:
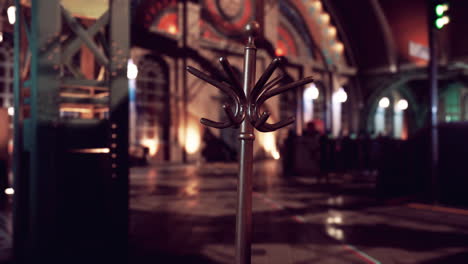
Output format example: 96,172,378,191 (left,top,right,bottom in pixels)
200,104,239,129
251,110,295,132
259,76,314,104
254,111,270,128
200,118,231,129
255,73,285,104
251,57,282,101
219,57,245,101
250,75,314,132
258,117,296,132
187,65,245,128
186,66,240,103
